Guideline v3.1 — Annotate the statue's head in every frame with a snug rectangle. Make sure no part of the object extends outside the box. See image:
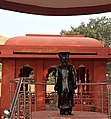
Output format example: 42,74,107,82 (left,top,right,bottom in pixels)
58,52,70,66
